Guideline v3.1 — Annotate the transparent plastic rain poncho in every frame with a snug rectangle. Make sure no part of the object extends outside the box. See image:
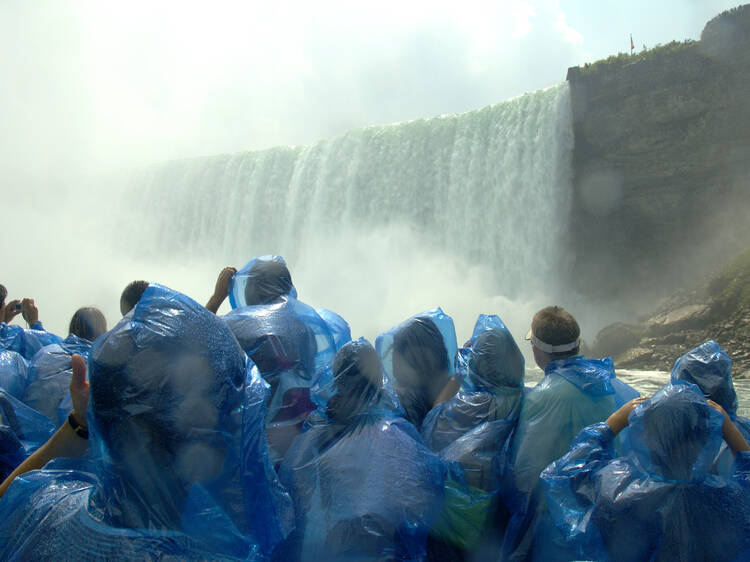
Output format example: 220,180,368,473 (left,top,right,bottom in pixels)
375,308,458,429
22,334,93,424
420,315,524,550
316,308,352,352
542,383,750,562
224,262,336,465
278,338,446,561
670,340,750,475
0,284,293,560
503,355,639,561
0,322,61,361
0,349,29,399
0,388,56,480
228,255,298,309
